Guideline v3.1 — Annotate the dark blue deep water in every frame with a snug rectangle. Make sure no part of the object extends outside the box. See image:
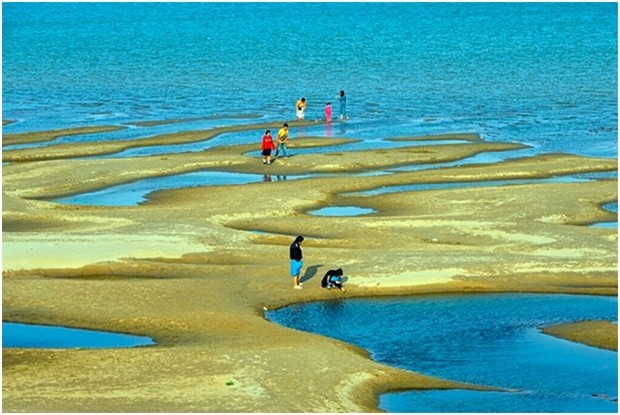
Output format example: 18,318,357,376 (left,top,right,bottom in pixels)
267,294,618,412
